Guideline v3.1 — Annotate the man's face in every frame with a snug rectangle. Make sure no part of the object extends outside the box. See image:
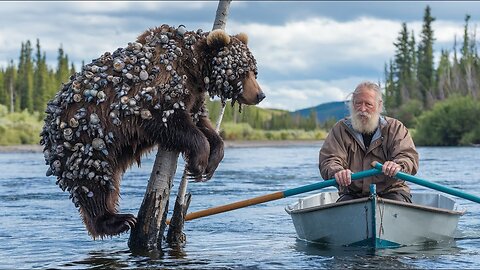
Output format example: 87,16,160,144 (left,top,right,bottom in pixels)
353,88,379,122
350,87,381,134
